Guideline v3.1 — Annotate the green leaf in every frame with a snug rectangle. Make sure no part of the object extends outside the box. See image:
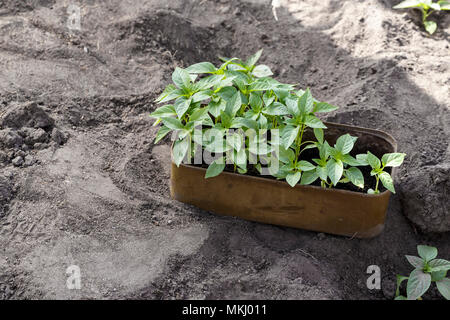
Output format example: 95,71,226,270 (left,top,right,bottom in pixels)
263,102,289,116
278,147,295,164
186,62,217,74
286,172,301,187
227,64,247,72
194,74,223,90
314,128,324,144
424,20,437,35
172,67,191,89
239,118,259,131
172,138,189,167
335,134,357,155
218,57,239,70
382,153,406,167
327,159,343,186
379,171,395,193
314,102,339,113
248,79,274,92
217,87,238,101
233,148,247,170
304,115,327,129
220,111,233,129
297,161,316,171
252,65,273,77
263,91,275,106
300,170,318,185
225,91,242,116
249,92,263,110
430,2,441,10
191,90,212,103
161,117,184,130
159,88,184,103
394,295,407,300
367,151,381,169
205,157,226,178
440,0,450,10
189,107,209,123
342,154,362,166
431,270,447,282
227,132,243,151
298,88,314,114
316,165,328,181
346,167,364,188
281,126,300,149
429,259,450,272
417,245,438,261
174,97,192,119
246,49,263,68
436,278,450,300
156,84,177,102
405,255,425,269
208,99,226,118
396,275,409,298
205,138,230,154
319,142,331,161
285,96,300,116
406,269,431,300
154,125,171,144
356,154,368,165
393,0,422,9
150,104,177,119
